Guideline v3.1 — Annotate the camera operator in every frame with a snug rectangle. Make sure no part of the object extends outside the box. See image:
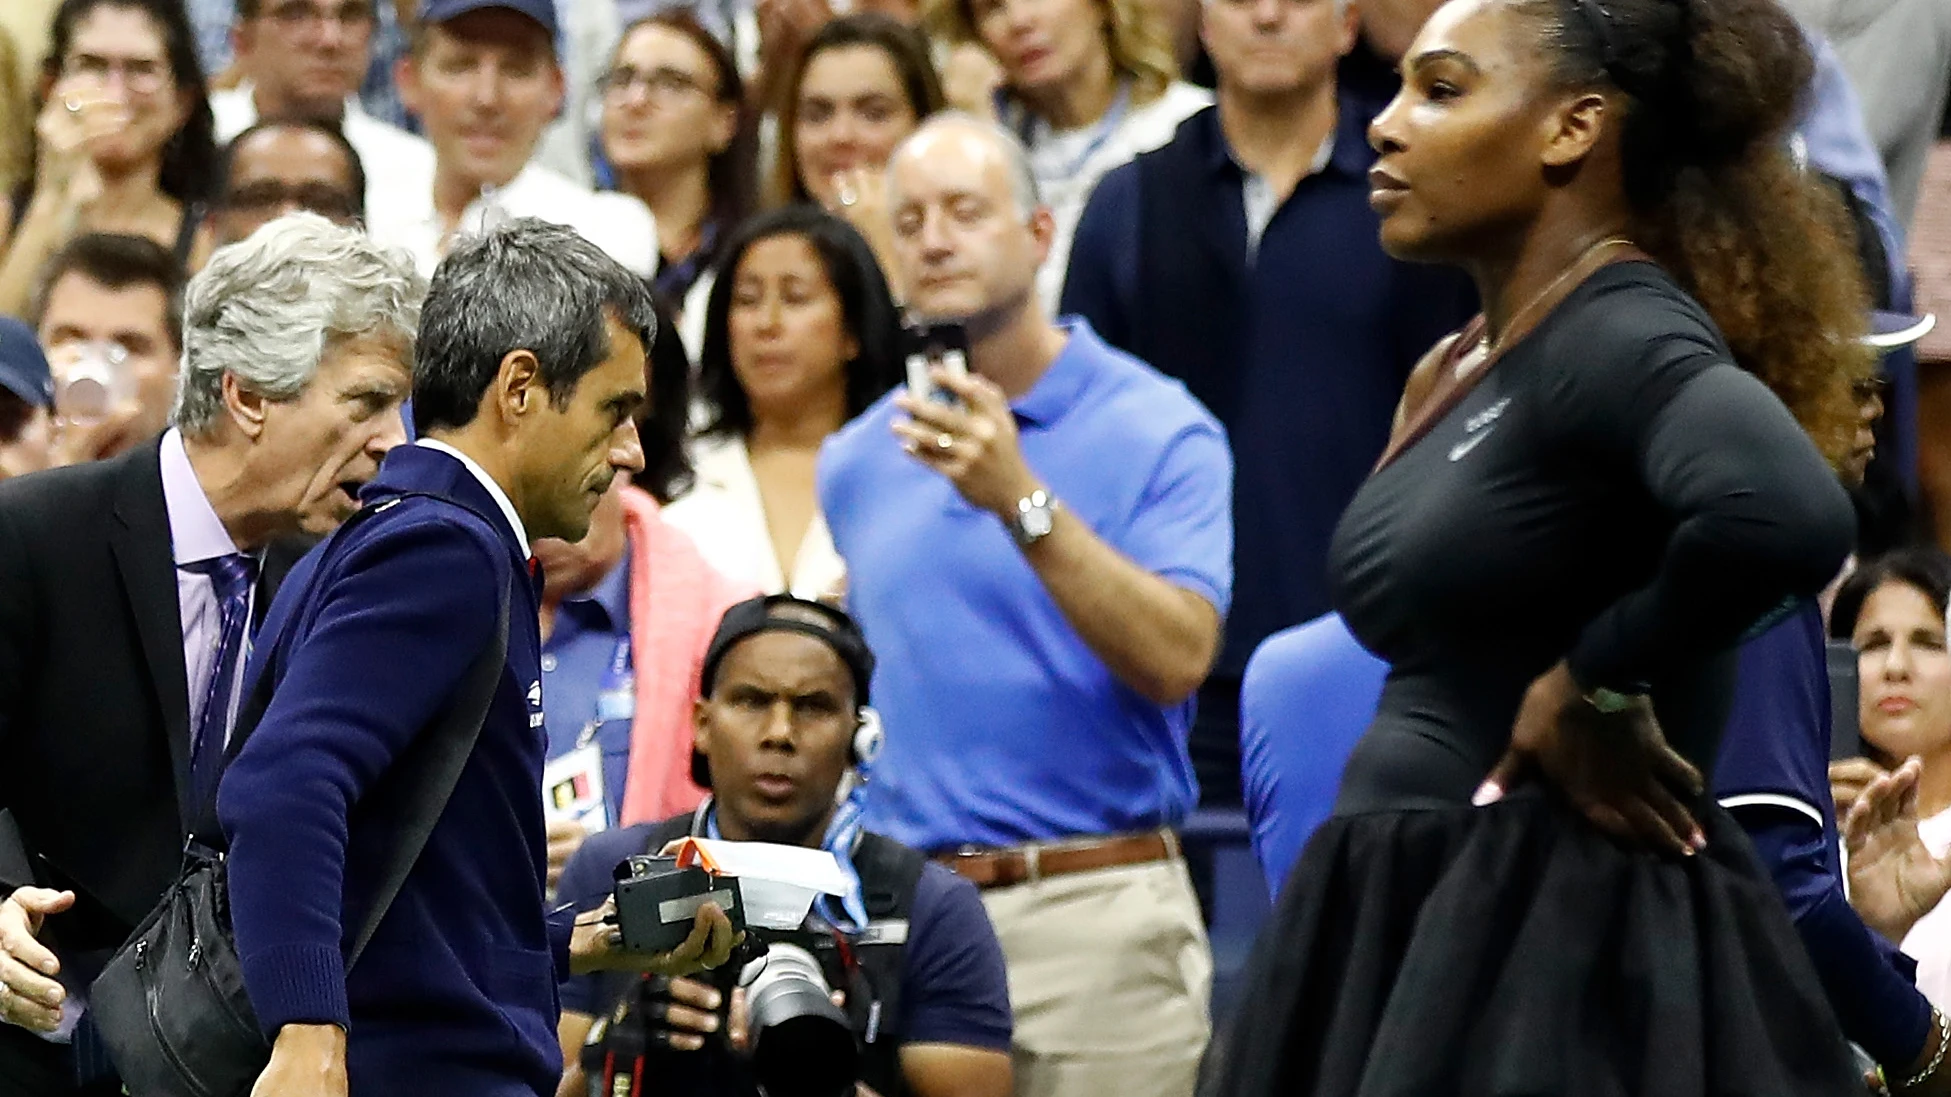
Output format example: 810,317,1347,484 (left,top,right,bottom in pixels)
553,594,1013,1097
